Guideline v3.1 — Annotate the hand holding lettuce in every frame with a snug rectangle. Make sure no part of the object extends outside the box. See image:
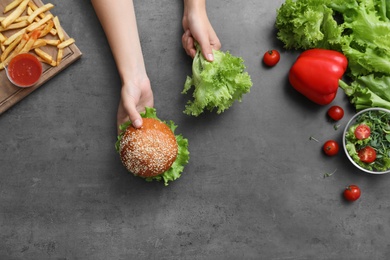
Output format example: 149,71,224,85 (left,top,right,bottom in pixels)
182,44,253,116
276,0,390,110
